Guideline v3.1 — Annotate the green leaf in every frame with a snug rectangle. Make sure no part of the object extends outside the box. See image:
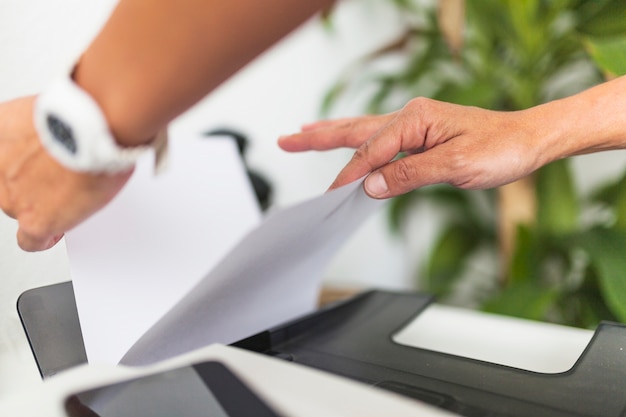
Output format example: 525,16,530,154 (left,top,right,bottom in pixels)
415,185,473,208
388,185,479,233
367,77,396,114
508,224,540,283
609,172,626,231
482,281,560,322
391,0,416,10
575,0,626,37
320,82,348,116
434,79,501,109
536,159,579,235
584,36,626,77
388,191,422,233
424,223,478,295
413,187,496,237
563,271,620,328
577,229,626,322
590,174,623,206
589,168,626,230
